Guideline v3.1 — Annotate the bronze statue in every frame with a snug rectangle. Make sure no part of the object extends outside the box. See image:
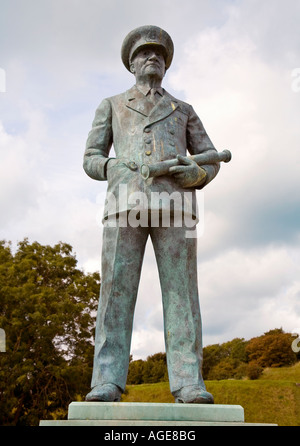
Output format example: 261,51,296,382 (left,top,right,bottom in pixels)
83,25,230,404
